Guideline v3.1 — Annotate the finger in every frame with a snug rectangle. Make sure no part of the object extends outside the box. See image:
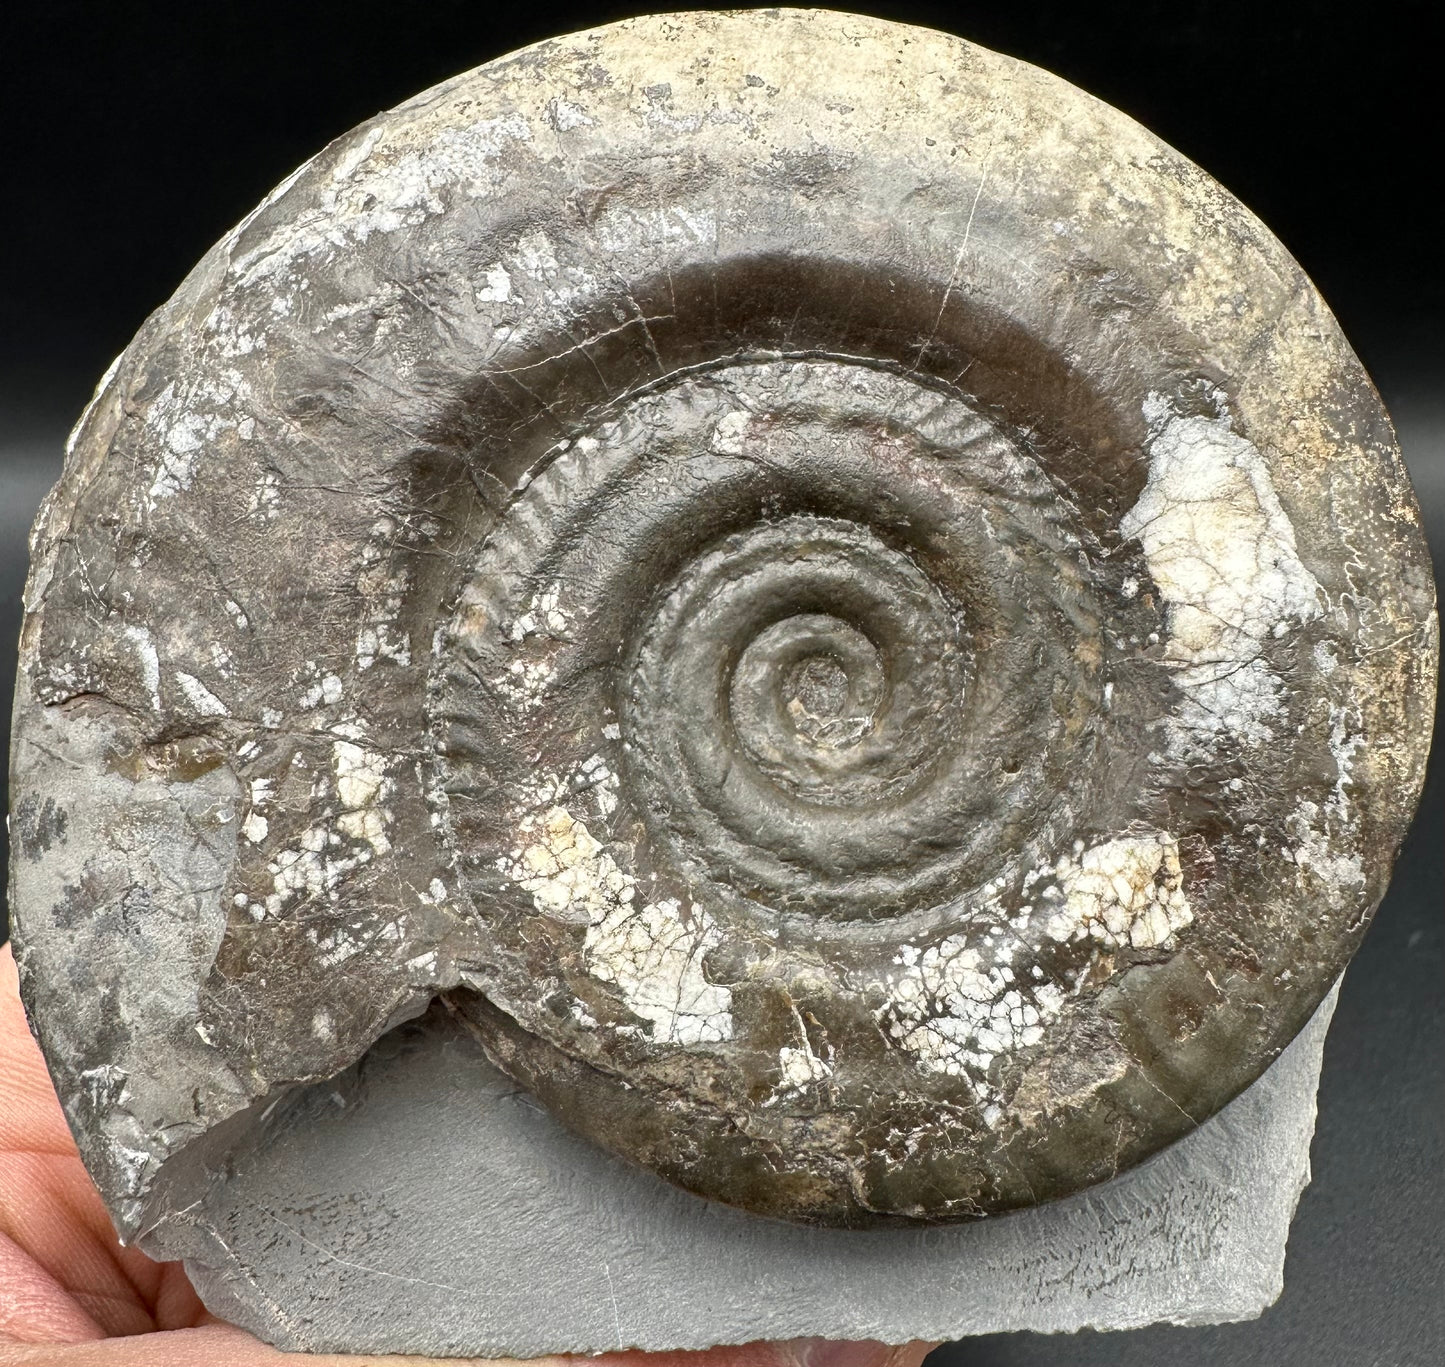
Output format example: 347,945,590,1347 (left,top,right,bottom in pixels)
0,945,206,1338
576,1339,937,1367
0,1331,936,1367
0,944,76,1165
0,1231,107,1343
